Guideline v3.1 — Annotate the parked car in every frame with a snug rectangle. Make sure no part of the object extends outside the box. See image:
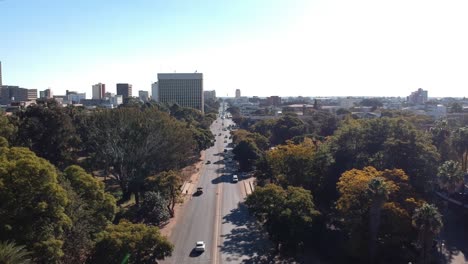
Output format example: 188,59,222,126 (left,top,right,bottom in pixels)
232,175,238,183
206,160,211,164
